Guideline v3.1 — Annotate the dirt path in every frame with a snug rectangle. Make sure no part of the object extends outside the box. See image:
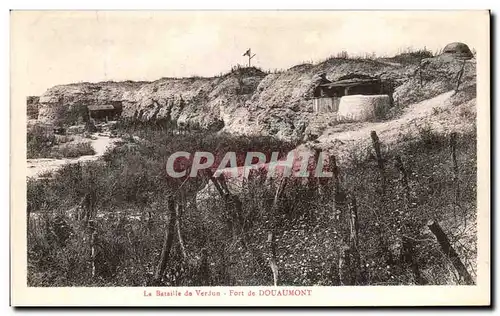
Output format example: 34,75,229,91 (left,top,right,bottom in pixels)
201,90,474,191
27,133,121,179
297,90,476,163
